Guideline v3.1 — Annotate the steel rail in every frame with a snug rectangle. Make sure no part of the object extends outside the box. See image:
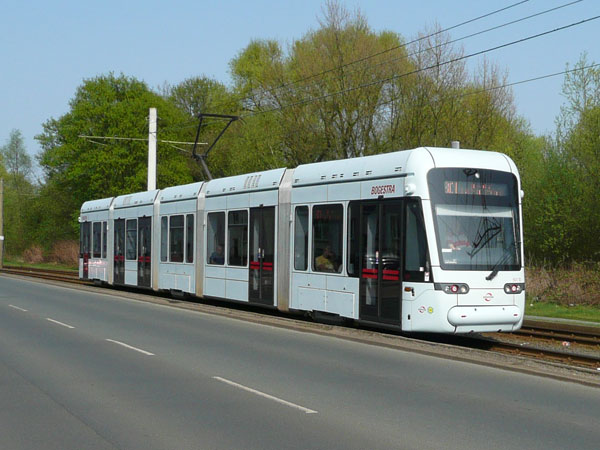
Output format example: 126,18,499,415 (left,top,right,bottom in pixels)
0,266,89,285
481,338,600,370
518,319,600,346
